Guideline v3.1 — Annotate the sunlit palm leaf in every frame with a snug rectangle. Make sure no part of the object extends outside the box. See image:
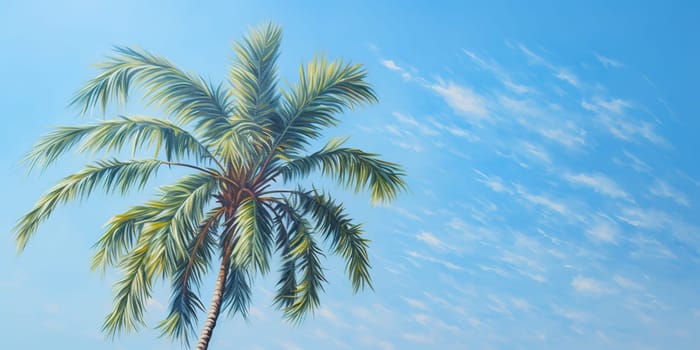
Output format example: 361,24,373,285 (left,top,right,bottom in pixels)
24,116,221,172
71,46,231,133
14,159,162,252
280,137,406,204
232,197,275,274
158,208,223,344
283,217,326,322
291,189,372,292
229,22,282,128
